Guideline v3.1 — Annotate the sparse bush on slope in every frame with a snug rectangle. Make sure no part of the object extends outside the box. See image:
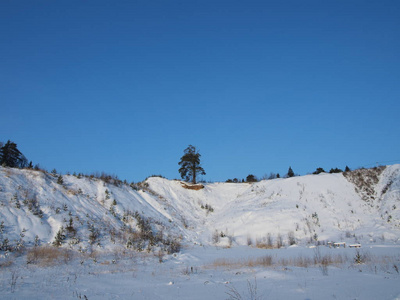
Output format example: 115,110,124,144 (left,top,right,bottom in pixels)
0,167,183,259
343,166,386,203
1,164,400,260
